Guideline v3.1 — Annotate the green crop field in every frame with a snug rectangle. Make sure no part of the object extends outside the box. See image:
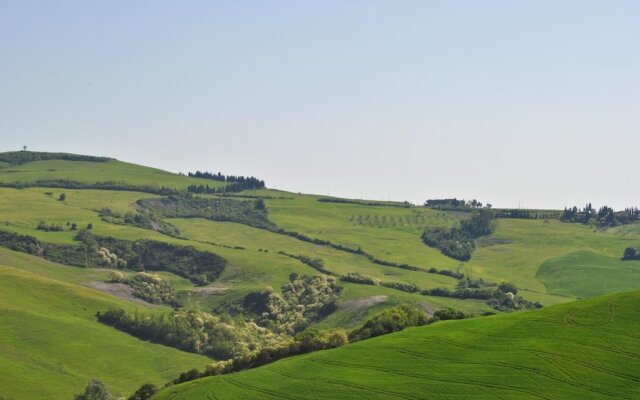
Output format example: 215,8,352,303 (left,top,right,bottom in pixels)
156,290,640,400
0,152,639,399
